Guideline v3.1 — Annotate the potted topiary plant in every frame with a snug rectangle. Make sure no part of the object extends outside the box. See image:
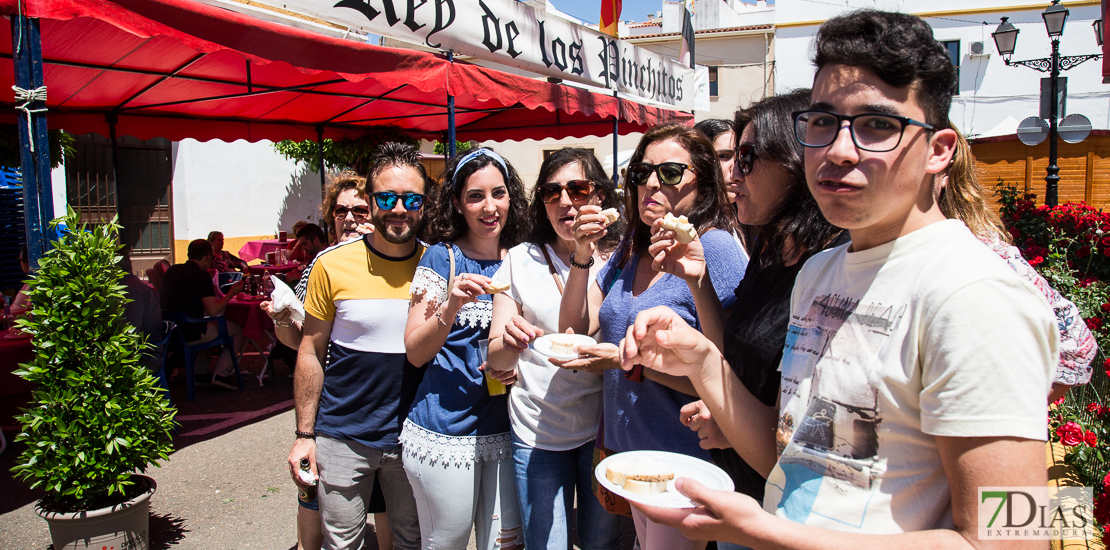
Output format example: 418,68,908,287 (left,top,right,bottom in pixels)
10,208,176,550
